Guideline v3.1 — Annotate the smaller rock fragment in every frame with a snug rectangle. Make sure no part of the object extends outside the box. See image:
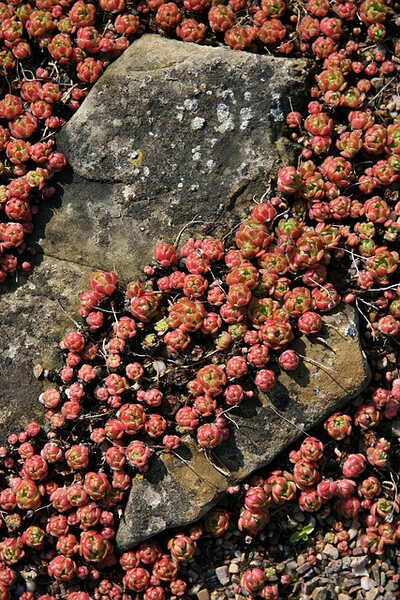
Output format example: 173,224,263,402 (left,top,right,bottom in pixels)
215,566,230,586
